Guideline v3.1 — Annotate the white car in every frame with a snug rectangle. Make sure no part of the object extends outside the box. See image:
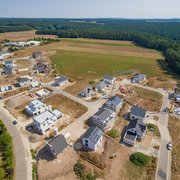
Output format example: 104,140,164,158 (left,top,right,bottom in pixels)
167,142,172,150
